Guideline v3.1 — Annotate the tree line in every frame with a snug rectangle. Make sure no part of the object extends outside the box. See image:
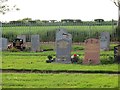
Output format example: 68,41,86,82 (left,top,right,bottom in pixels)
2,18,117,26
